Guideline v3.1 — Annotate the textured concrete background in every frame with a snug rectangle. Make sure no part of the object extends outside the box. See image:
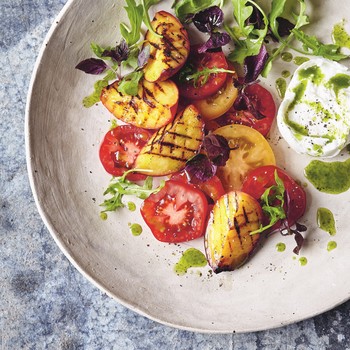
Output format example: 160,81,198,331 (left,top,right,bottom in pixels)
1,1,350,349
